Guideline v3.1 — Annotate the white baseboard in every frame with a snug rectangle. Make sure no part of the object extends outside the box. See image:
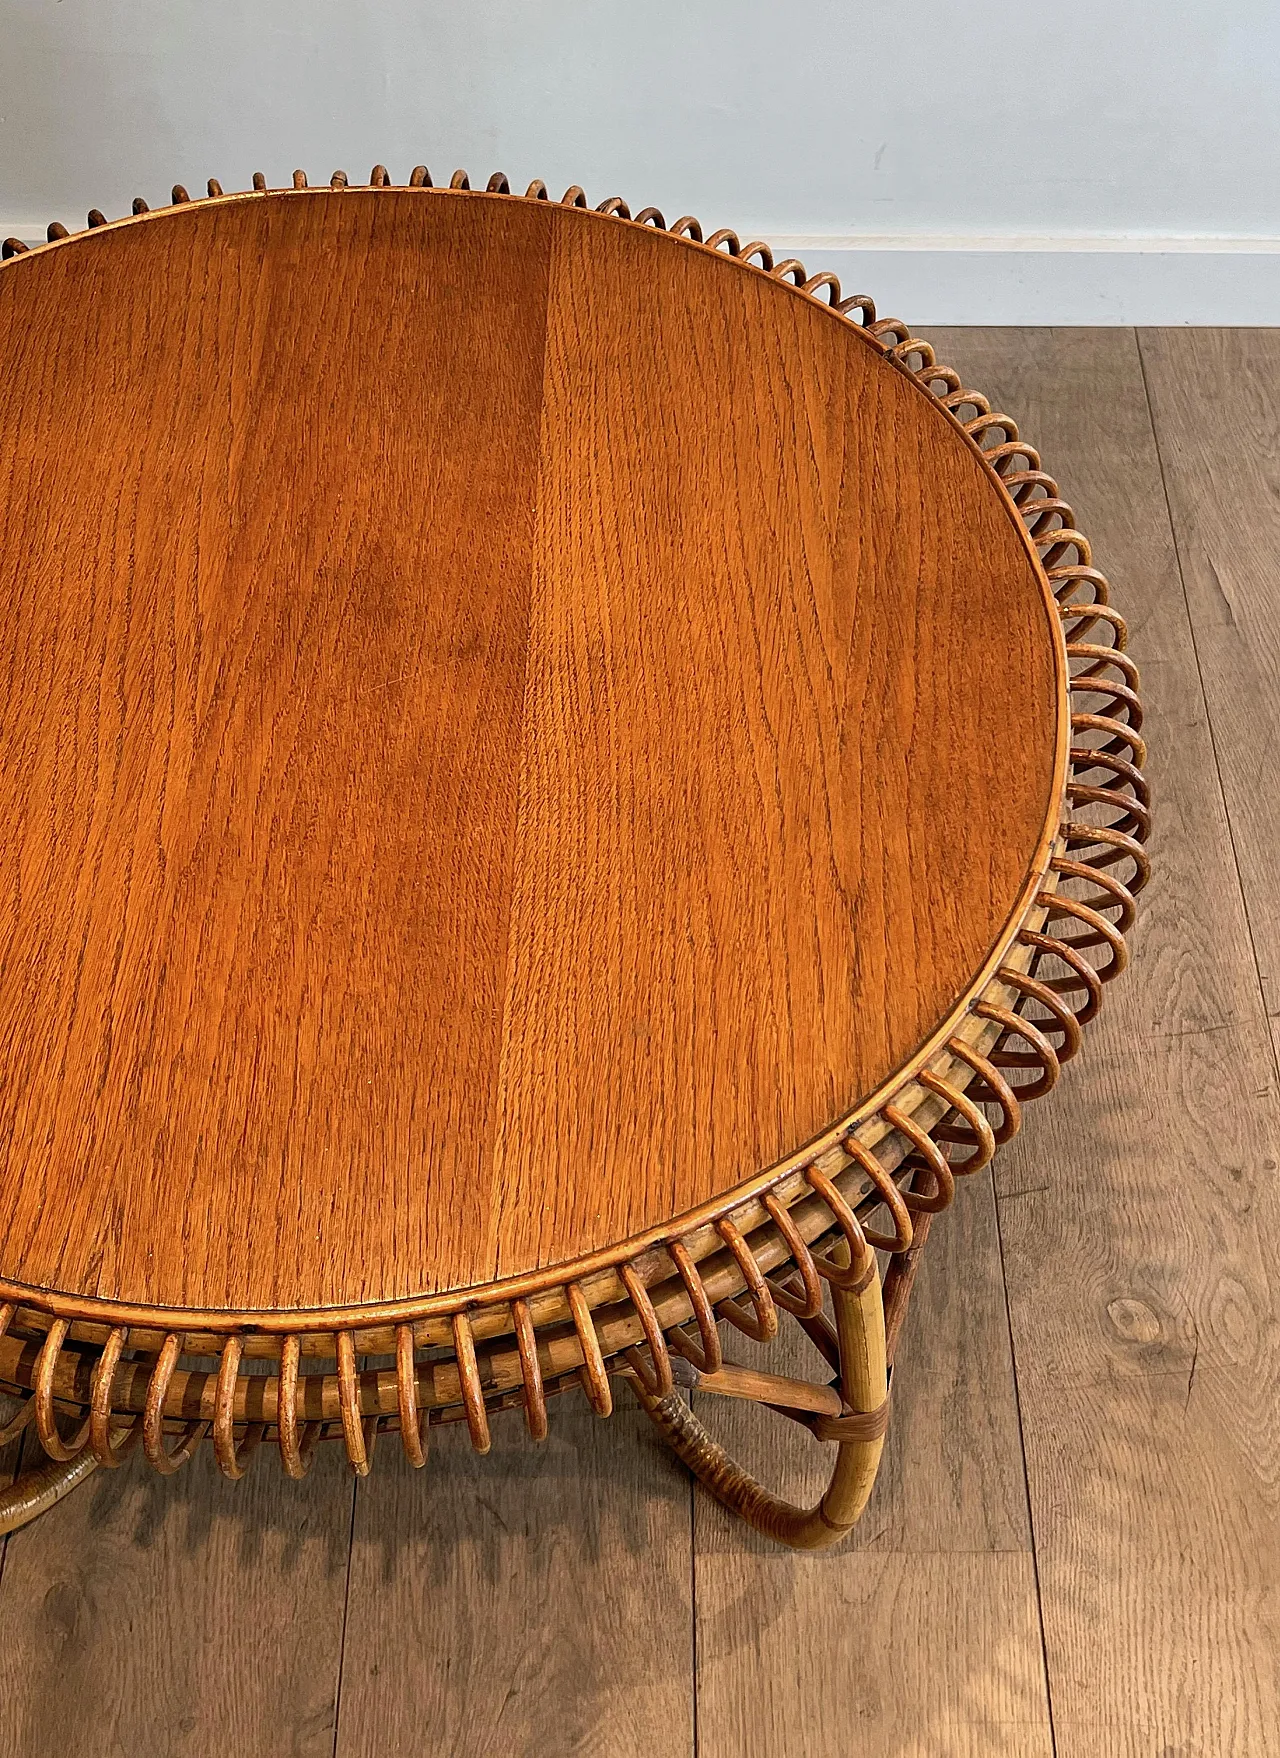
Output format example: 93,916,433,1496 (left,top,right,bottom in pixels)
755,236,1280,326
3,220,1277,324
